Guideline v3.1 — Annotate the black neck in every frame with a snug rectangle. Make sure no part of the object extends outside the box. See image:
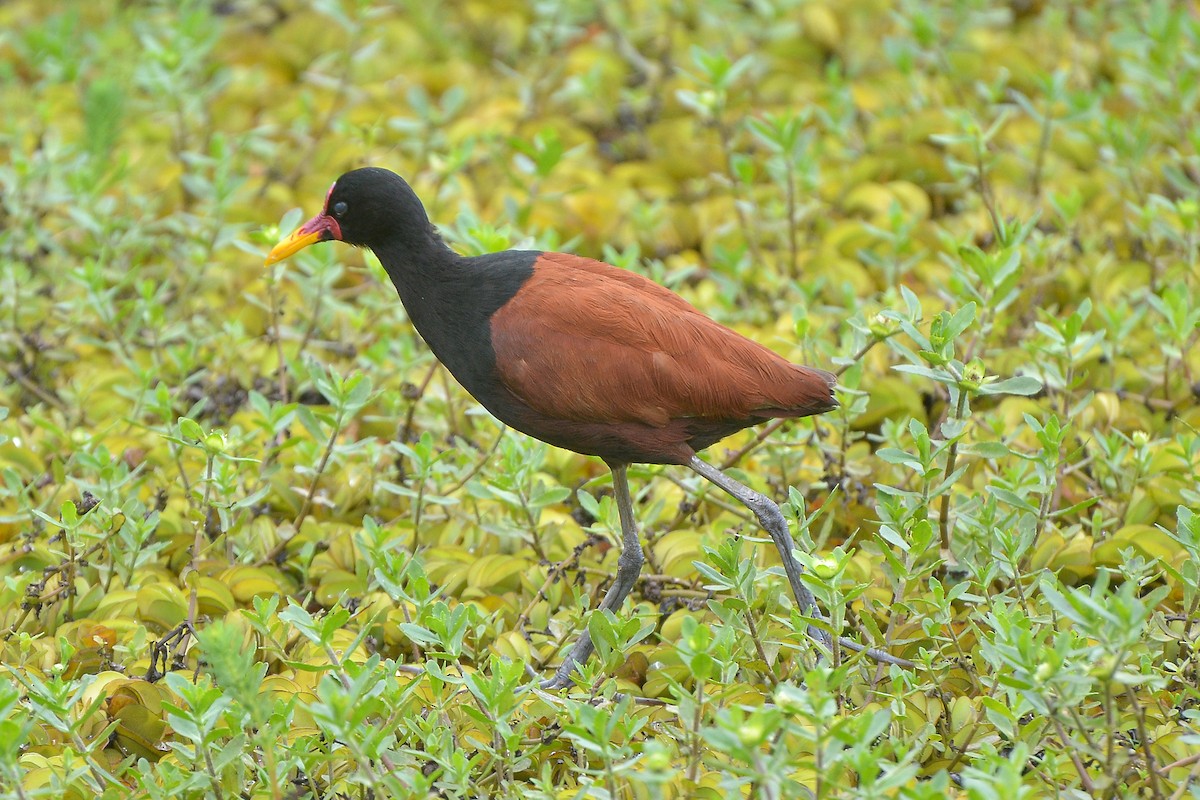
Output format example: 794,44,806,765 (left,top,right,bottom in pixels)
372,235,471,351
369,238,538,400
